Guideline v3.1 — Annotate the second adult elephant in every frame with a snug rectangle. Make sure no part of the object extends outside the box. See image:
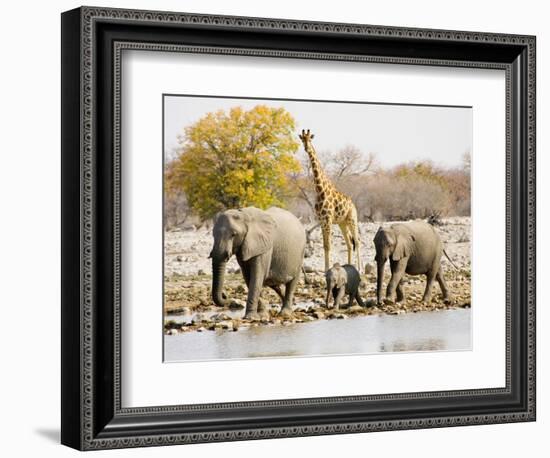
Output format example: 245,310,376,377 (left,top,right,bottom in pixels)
373,221,452,305
210,206,306,320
